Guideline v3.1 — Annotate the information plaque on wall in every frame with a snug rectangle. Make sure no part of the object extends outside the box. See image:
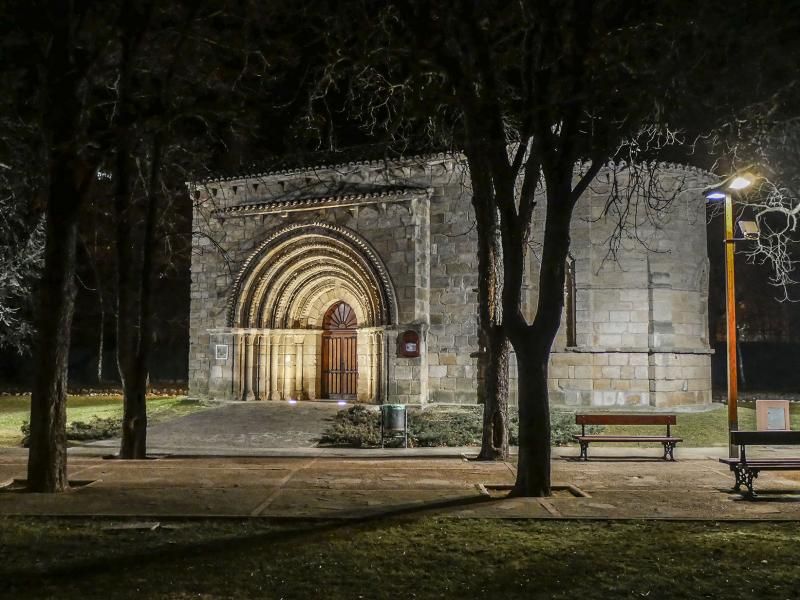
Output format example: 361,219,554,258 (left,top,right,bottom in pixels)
756,399,791,431
215,344,229,361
